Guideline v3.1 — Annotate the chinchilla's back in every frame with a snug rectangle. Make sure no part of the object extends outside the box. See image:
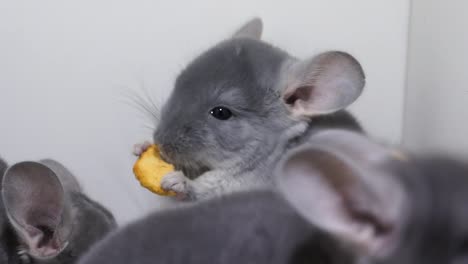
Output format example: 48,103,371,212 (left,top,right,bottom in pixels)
79,190,353,264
